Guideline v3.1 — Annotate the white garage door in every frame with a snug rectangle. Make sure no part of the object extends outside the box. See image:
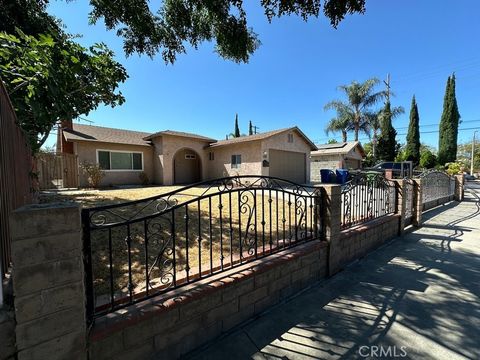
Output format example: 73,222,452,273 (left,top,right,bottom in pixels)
269,149,306,184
